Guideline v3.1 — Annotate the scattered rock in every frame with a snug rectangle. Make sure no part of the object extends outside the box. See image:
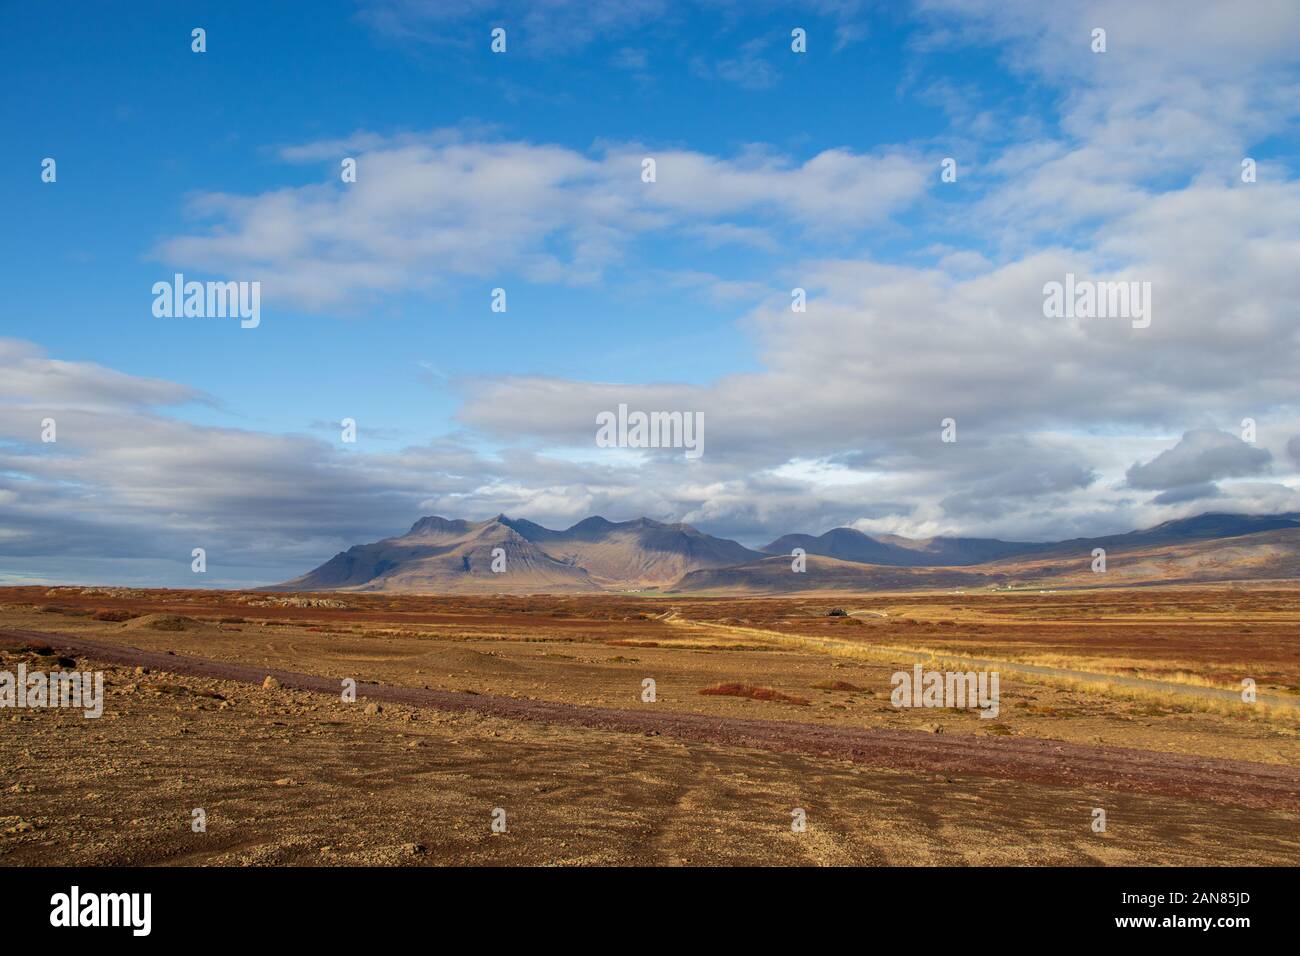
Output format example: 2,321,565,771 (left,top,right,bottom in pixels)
262,676,280,690
363,702,382,716
243,596,350,609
